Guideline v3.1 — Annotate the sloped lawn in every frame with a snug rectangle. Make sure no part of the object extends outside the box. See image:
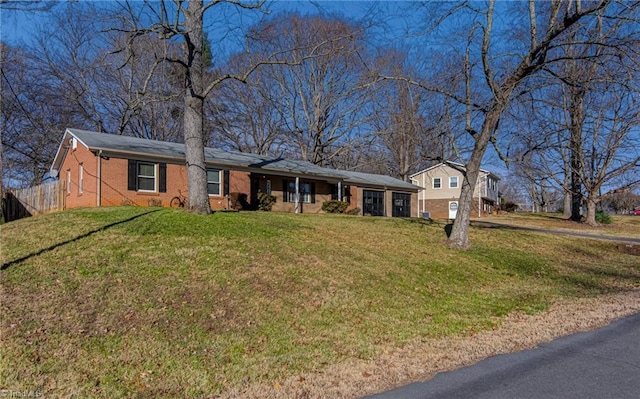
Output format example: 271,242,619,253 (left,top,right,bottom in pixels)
1,208,638,397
